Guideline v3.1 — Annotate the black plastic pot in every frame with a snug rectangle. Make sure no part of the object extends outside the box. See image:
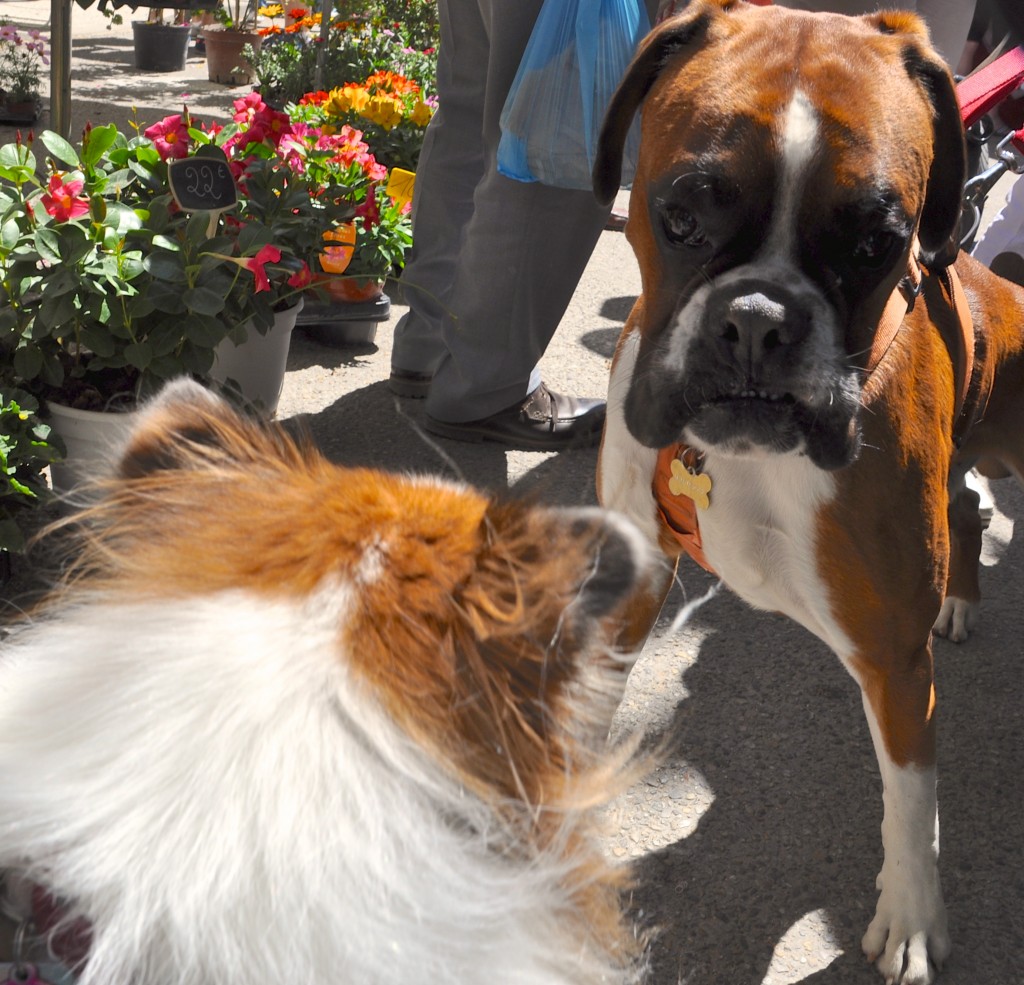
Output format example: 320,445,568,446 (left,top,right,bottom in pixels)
132,20,191,73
